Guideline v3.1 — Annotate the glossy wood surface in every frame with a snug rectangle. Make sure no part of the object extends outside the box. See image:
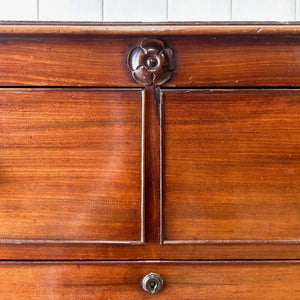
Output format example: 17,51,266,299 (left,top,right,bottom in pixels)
0,261,299,299
0,89,143,242
144,87,161,243
1,23,300,35
0,36,137,86
1,243,300,260
163,89,300,242
0,26,299,300
1,34,300,87
167,35,300,87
